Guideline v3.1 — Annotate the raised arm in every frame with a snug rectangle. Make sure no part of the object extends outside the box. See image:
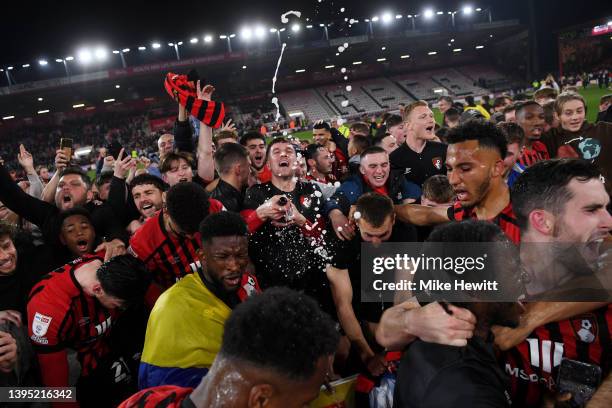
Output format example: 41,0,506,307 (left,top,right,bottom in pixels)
195,81,215,183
